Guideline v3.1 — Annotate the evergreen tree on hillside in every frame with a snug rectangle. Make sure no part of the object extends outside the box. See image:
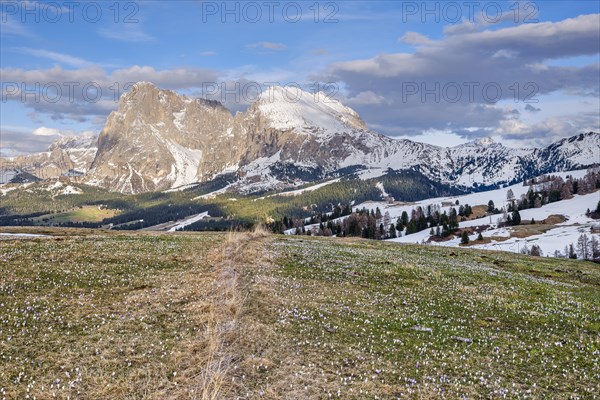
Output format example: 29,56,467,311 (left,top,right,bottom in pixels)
511,210,521,226
530,245,542,256
395,220,404,233
507,188,515,202
388,224,397,239
461,230,469,244
568,244,577,259
401,211,409,226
